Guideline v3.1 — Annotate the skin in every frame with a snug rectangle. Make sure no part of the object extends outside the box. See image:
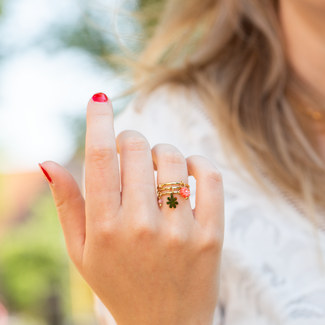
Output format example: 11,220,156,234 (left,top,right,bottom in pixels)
279,0,325,157
41,1,325,324
41,97,224,325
